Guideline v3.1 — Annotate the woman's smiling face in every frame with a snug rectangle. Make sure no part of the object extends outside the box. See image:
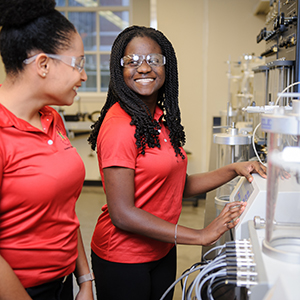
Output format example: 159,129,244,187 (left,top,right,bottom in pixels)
122,36,165,106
